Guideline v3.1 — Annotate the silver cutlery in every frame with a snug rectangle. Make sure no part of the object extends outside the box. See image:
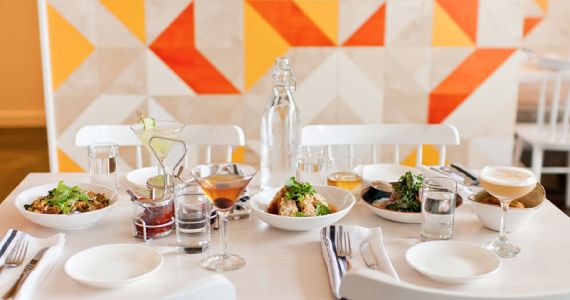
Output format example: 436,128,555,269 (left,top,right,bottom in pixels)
0,236,27,275
359,241,377,270
0,230,19,259
336,231,352,270
450,164,480,183
2,247,48,300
